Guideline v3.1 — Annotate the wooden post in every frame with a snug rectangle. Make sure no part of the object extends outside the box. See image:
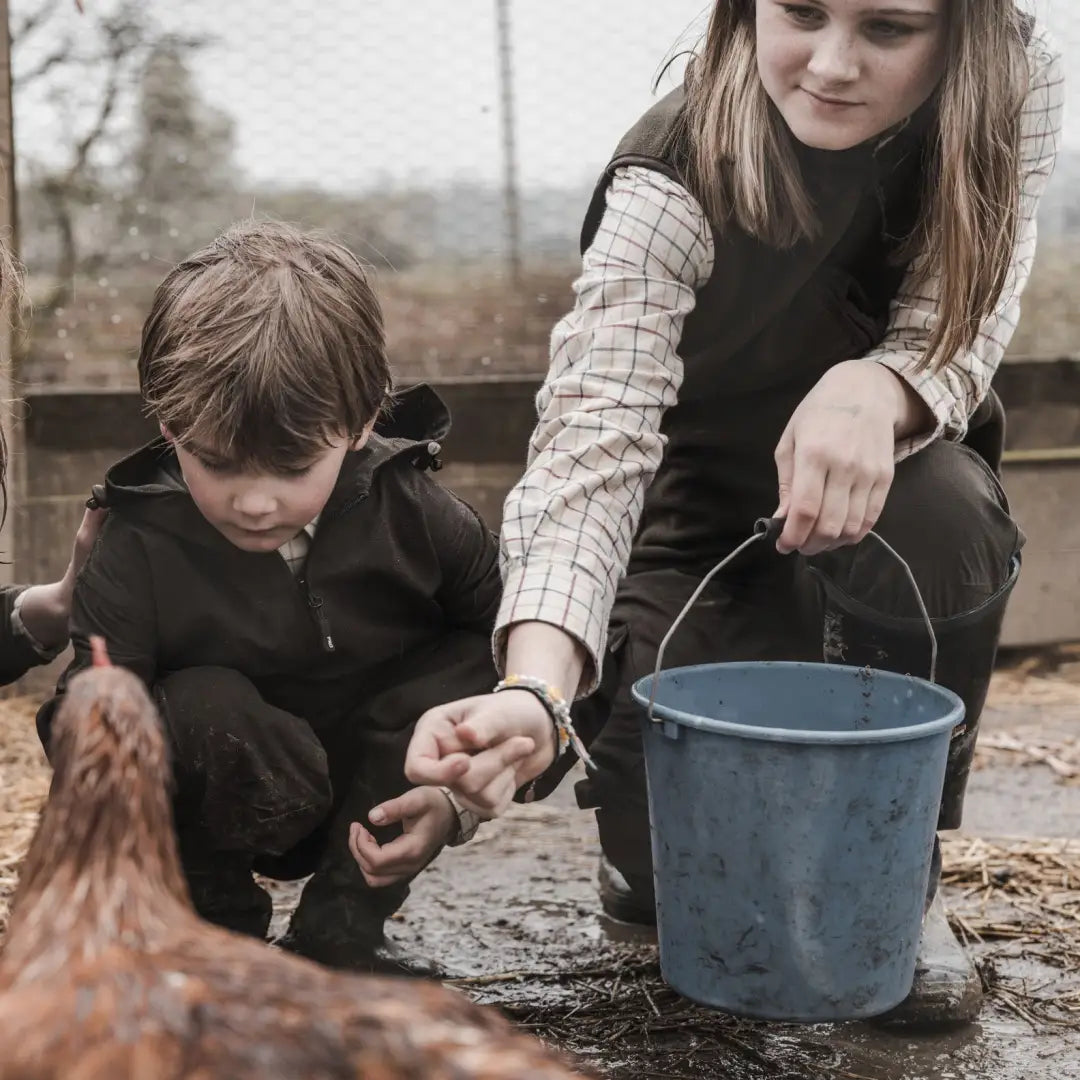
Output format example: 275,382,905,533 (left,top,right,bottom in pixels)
494,0,522,286
0,0,16,588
